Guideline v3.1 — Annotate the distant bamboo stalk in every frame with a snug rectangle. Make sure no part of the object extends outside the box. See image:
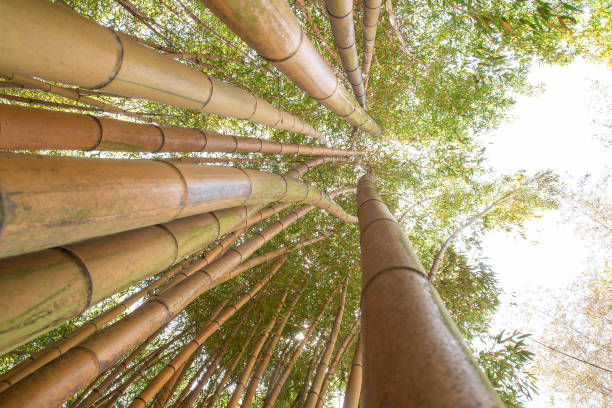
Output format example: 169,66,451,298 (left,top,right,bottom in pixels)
341,333,363,408
361,0,383,81
0,93,103,112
